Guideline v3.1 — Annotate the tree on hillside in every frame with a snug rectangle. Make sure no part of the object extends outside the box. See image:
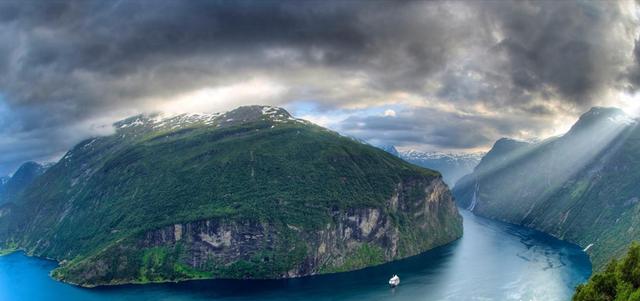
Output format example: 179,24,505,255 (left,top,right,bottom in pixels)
574,243,640,301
